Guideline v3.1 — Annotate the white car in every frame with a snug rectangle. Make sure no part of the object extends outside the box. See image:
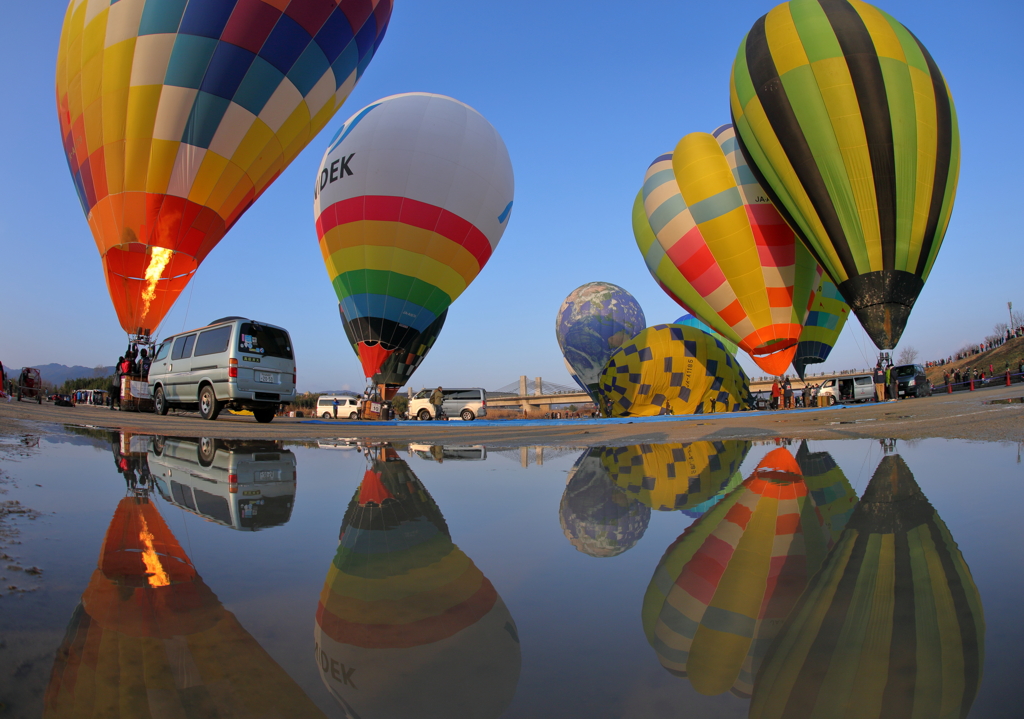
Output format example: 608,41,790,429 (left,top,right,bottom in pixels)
317,394,361,419
409,388,487,421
